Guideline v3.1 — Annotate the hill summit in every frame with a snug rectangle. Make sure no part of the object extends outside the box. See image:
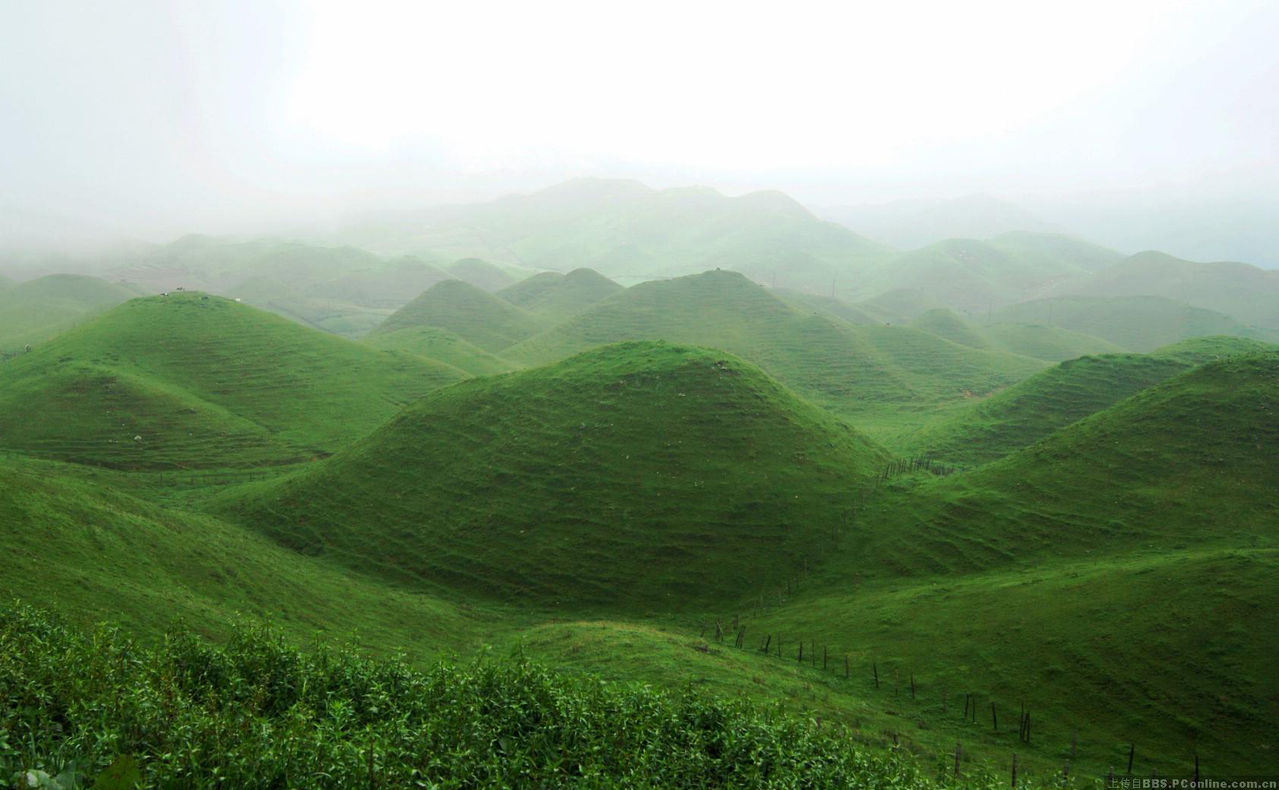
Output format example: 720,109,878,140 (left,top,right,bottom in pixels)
224,341,889,609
